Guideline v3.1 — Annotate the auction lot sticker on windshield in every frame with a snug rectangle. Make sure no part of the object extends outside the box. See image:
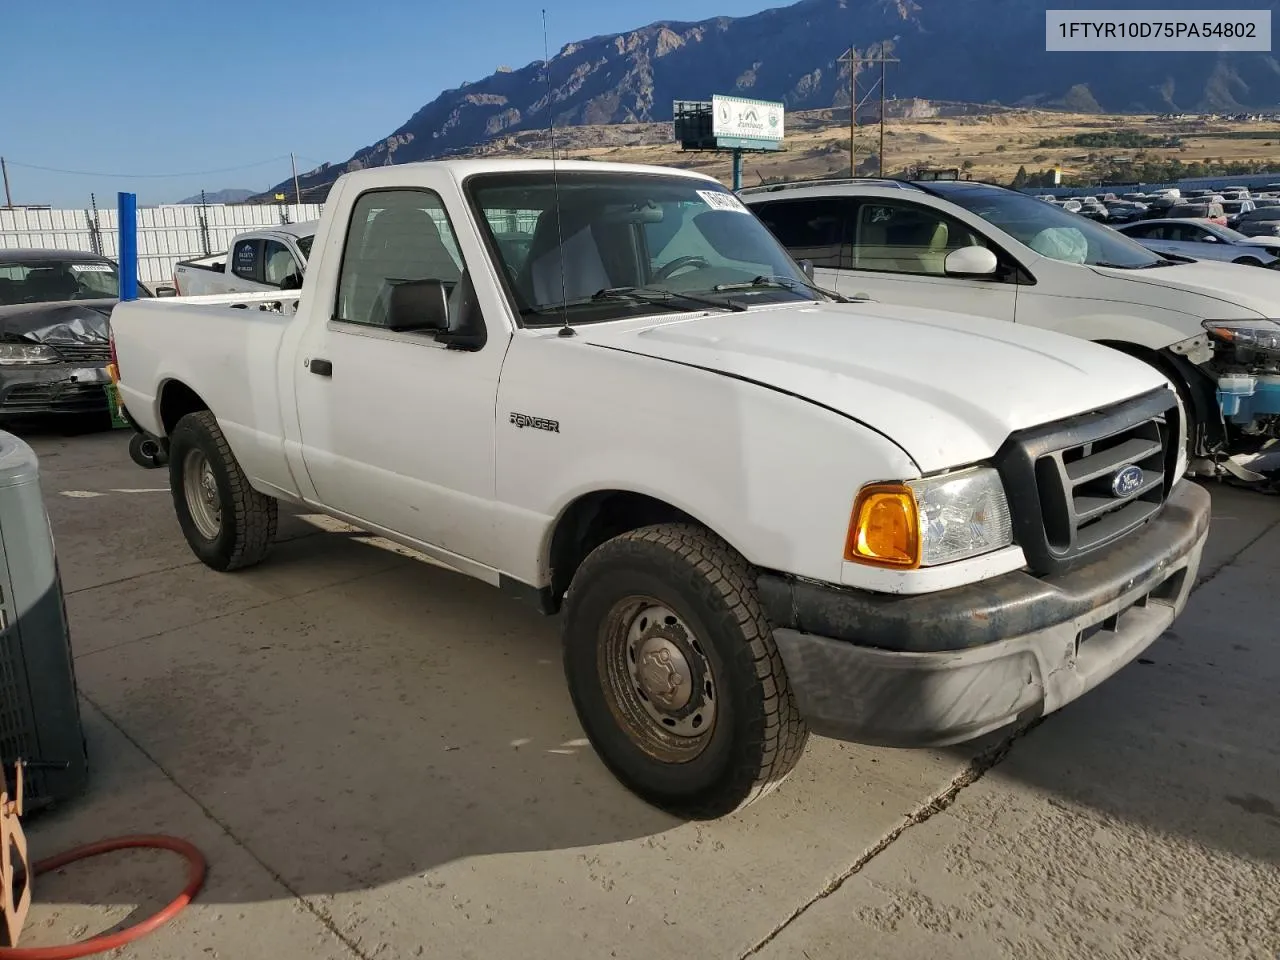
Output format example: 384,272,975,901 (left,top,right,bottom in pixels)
1046,10,1271,51
698,190,750,213
70,263,114,273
